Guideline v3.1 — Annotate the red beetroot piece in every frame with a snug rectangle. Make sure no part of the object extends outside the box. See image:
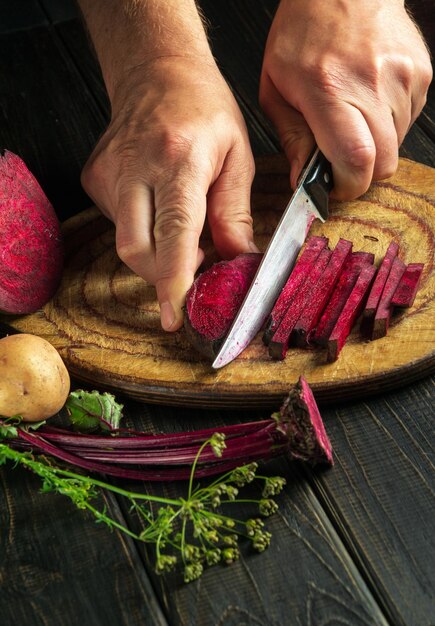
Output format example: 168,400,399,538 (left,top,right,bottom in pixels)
327,264,376,362
371,256,406,340
0,150,64,314
263,236,329,345
184,253,262,358
274,376,333,465
391,263,424,308
311,251,375,347
269,248,331,360
292,239,353,347
361,241,399,337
